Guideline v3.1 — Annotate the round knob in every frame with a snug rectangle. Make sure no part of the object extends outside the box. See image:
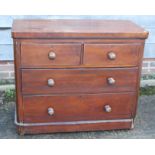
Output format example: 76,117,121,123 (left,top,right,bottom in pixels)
47,78,55,87
108,52,116,60
48,51,56,60
48,107,54,116
104,105,112,113
107,77,115,85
